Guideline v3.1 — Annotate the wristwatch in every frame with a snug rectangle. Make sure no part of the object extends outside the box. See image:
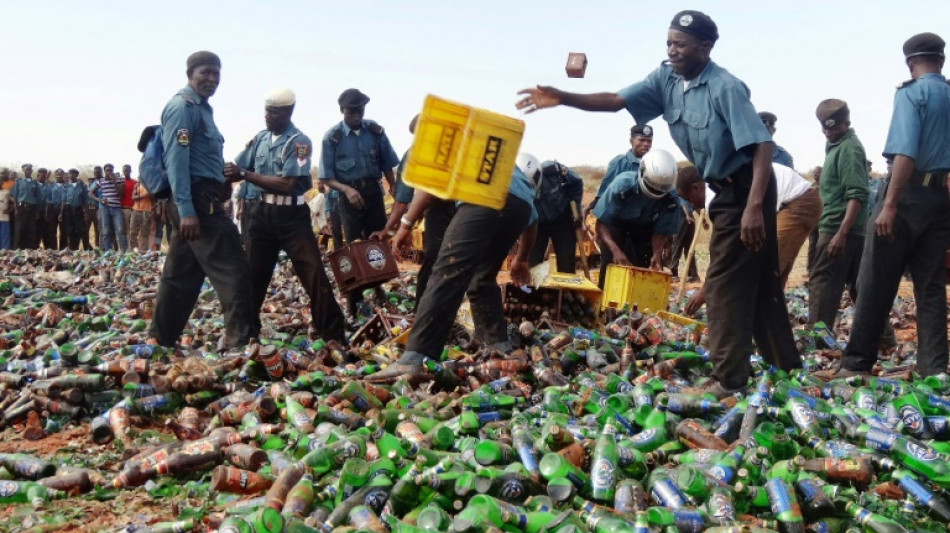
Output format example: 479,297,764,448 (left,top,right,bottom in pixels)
240,169,247,179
